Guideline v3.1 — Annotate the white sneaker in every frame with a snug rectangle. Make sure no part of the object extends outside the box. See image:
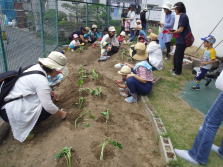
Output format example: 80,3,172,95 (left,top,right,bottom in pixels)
174,149,199,165
120,91,128,97
211,144,223,159
119,88,125,91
